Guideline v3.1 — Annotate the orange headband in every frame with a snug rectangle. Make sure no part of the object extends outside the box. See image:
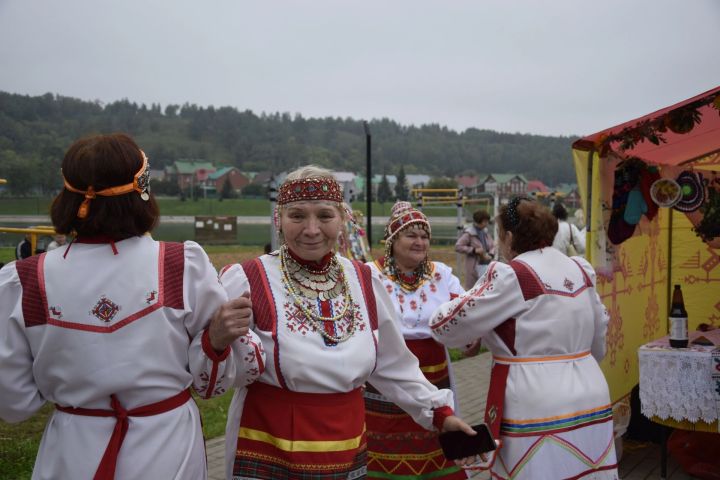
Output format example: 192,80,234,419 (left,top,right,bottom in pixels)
63,151,150,219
